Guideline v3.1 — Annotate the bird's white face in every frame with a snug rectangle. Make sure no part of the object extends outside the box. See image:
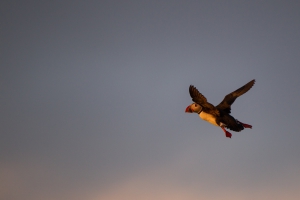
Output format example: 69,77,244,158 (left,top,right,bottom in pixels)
185,103,202,113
